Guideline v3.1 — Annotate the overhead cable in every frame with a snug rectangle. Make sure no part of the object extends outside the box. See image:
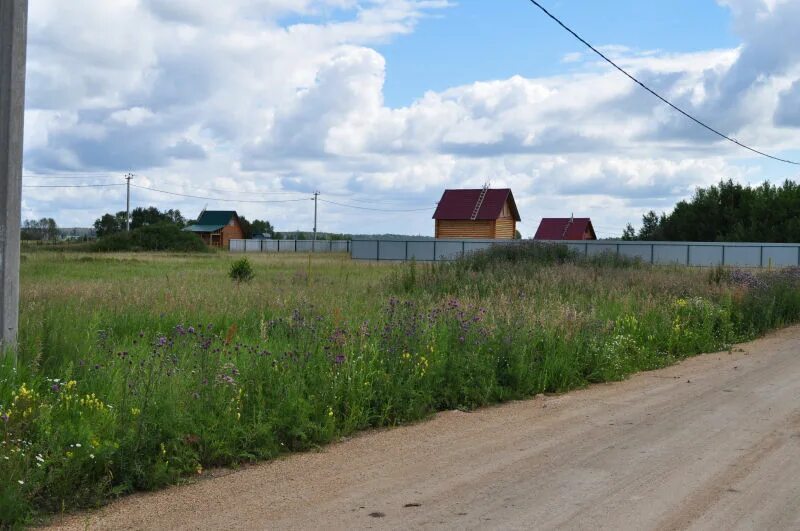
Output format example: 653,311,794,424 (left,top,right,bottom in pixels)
525,0,800,166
